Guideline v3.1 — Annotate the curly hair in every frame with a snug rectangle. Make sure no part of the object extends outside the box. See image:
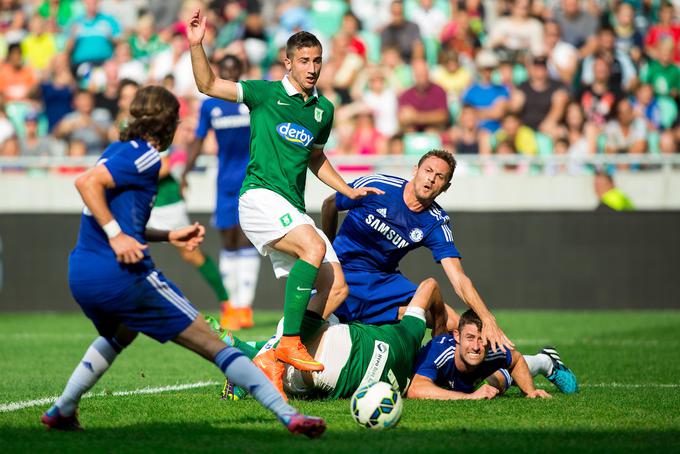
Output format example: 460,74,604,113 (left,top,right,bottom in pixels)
417,149,457,183
119,85,179,151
